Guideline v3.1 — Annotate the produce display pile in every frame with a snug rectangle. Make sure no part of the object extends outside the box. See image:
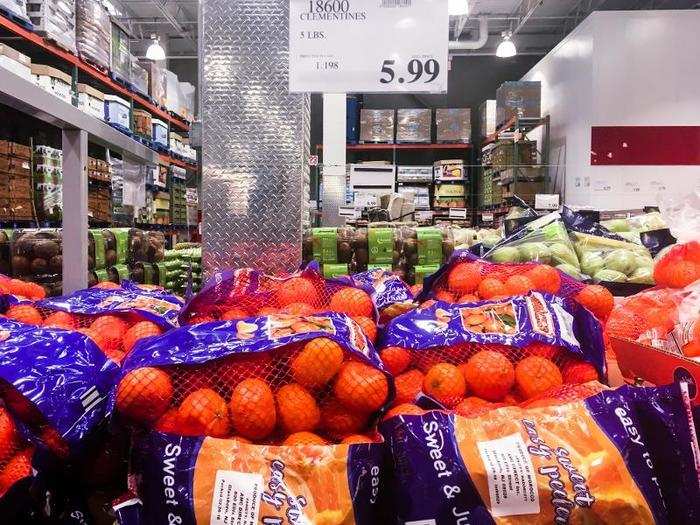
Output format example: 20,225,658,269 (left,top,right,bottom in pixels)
302,209,670,291
0,240,697,523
